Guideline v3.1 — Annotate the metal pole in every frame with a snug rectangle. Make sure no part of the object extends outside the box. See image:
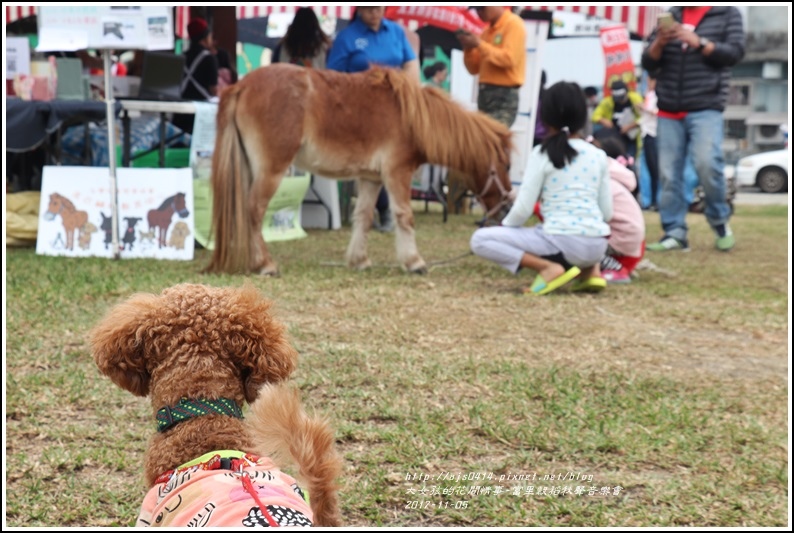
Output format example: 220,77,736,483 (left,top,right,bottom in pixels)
104,50,121,259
